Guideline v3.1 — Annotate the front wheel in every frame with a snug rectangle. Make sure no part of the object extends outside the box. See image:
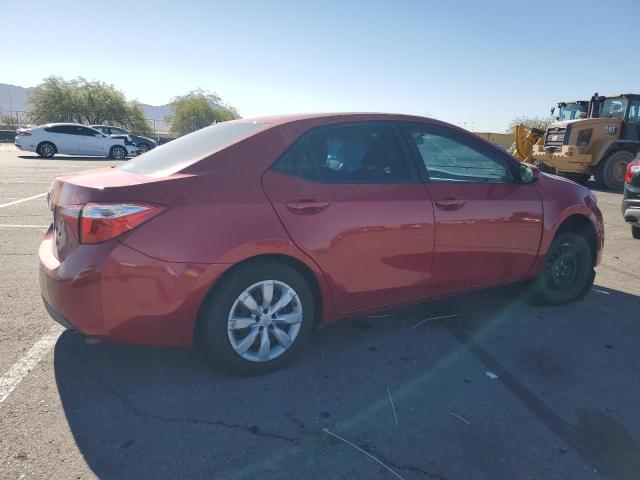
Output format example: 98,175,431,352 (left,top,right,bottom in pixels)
594,150,633,191
526,232,594,305
201,261,315,374
109,145,127,160
137,142,151,153
632,225,640,240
